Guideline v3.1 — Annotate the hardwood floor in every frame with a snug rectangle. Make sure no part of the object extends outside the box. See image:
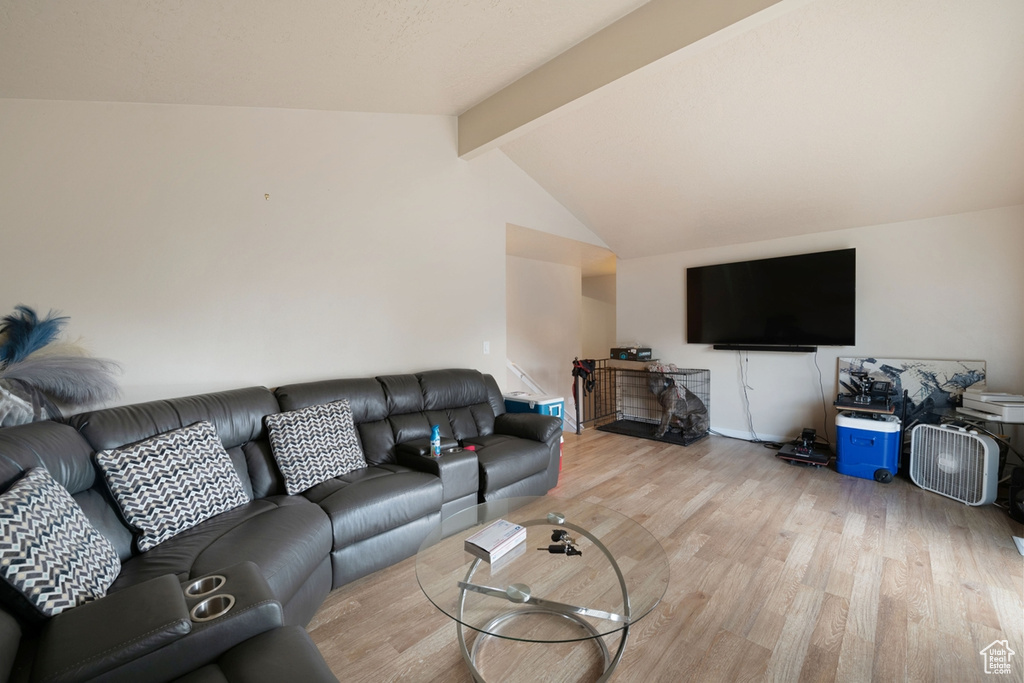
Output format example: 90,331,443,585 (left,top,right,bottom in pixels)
308,429,1024,682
